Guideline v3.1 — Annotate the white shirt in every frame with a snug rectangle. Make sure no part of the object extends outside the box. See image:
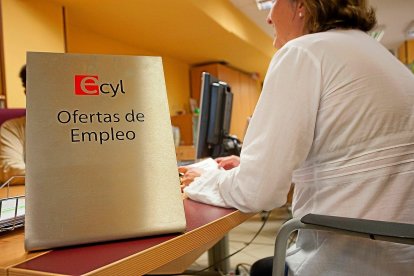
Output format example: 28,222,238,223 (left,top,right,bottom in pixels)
185,29,414,275
0,116,25,184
